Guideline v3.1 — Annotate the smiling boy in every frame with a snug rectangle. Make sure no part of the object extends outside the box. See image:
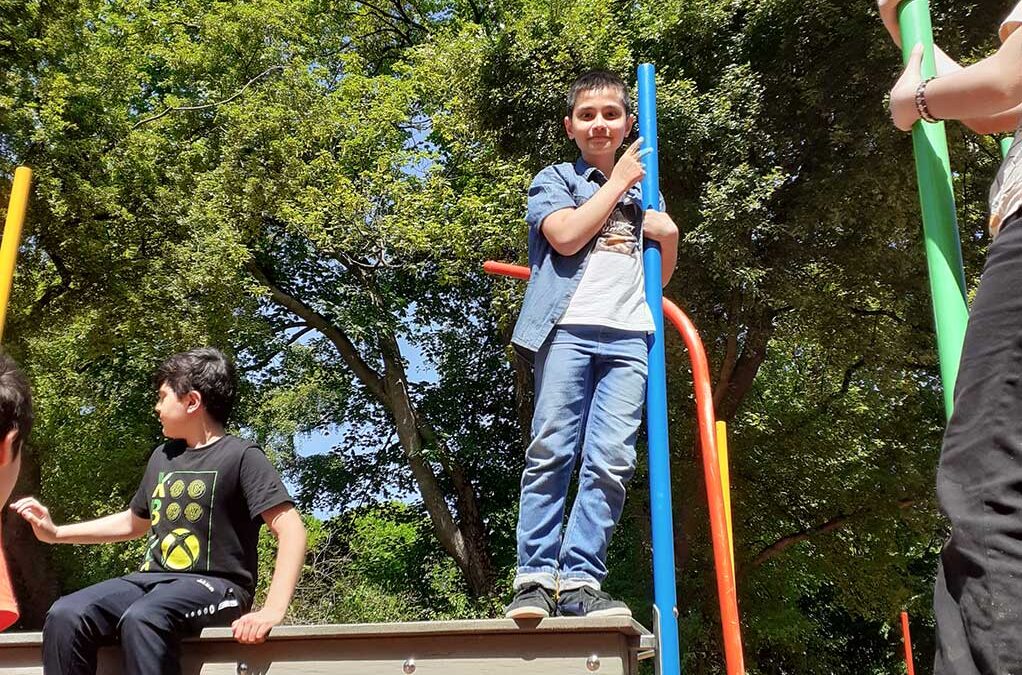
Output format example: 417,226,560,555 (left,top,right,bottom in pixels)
506,71,678,618
12,347,306,674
